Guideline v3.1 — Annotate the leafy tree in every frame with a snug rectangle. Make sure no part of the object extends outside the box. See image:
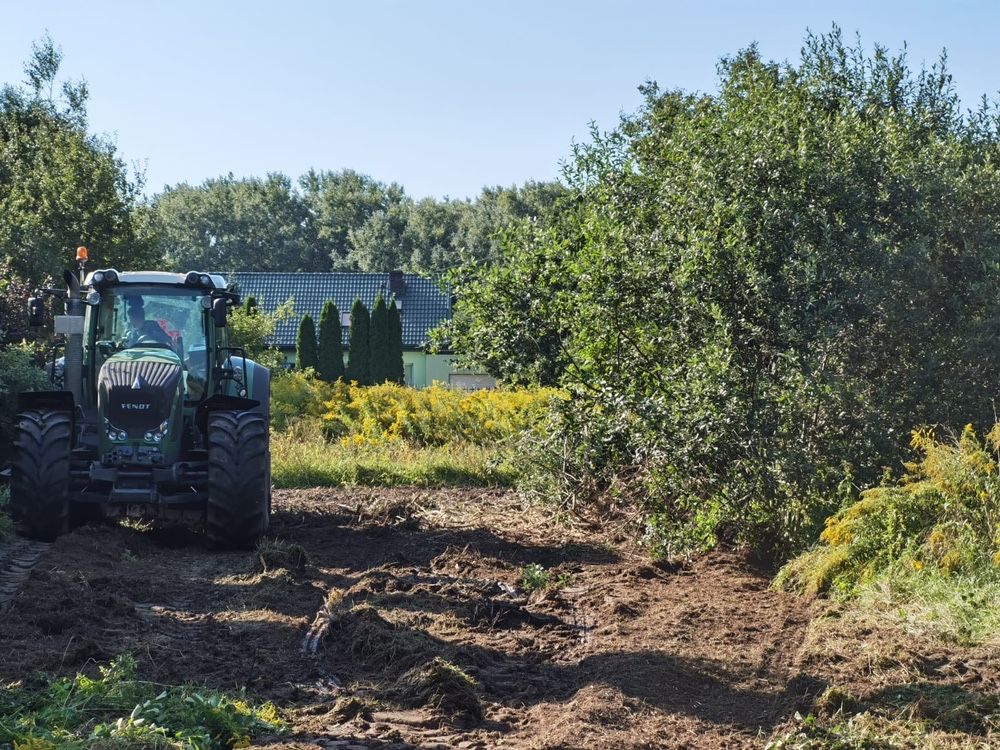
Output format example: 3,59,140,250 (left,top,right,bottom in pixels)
368,294,390,383
451,181,567,265
317,300,344,382
295,314,318,371
300,169,408,269
387,298,405,384
405,197,469,273
153,173,315,272
344,201,413,272
447,28,1000,557
0,35,155,283
345,299,371,385
220,297,294,371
